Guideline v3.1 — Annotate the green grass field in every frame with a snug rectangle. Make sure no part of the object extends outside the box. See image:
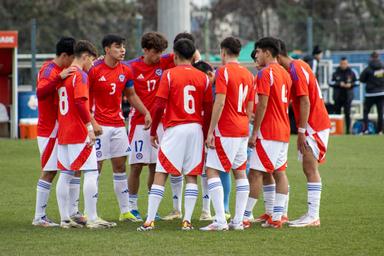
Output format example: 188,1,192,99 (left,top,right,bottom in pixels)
0,136,383,256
